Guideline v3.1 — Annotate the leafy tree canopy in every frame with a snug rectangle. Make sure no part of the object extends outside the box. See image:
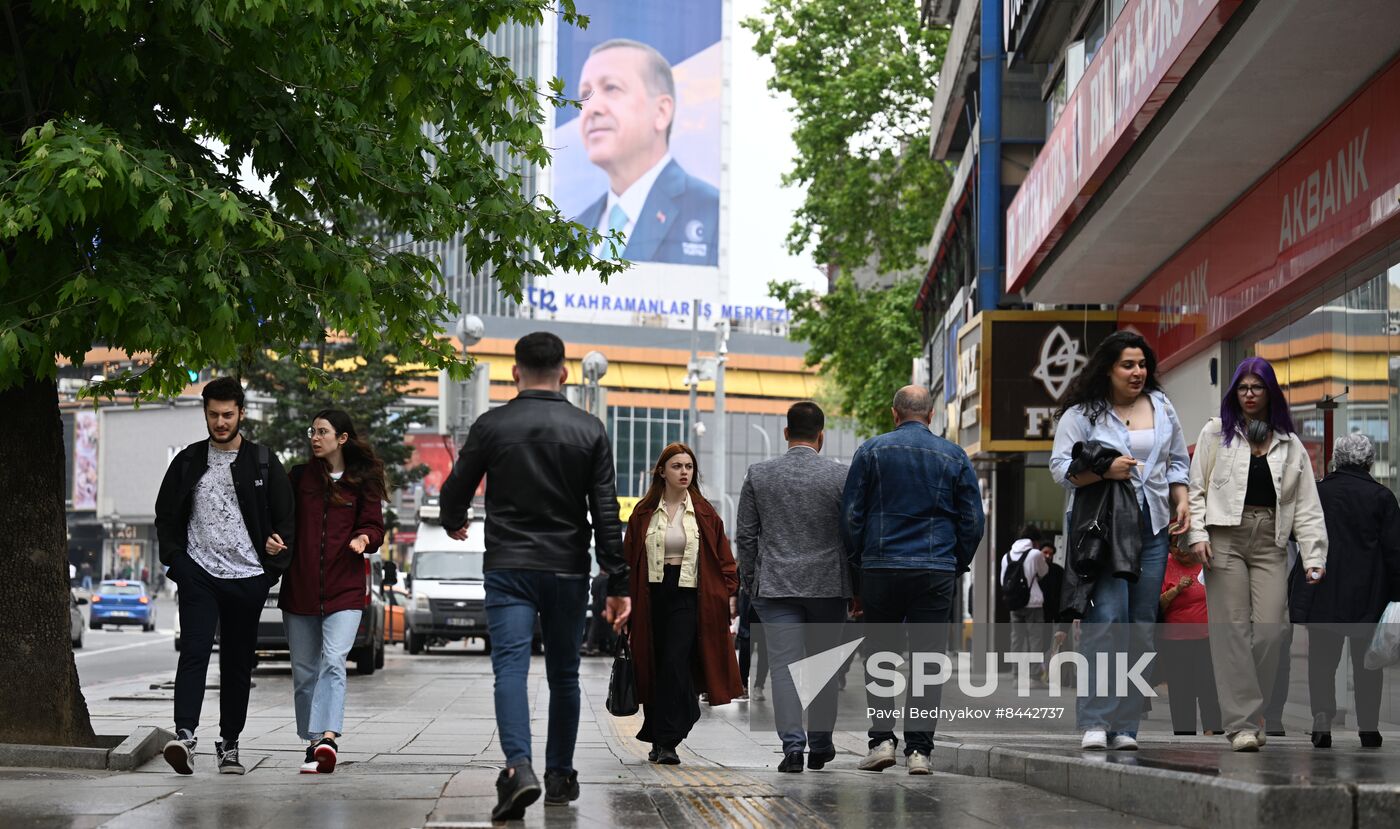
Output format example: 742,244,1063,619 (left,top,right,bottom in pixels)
238,339,431,527
744,0,950,273
772,275,921,437
0,0,624,398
